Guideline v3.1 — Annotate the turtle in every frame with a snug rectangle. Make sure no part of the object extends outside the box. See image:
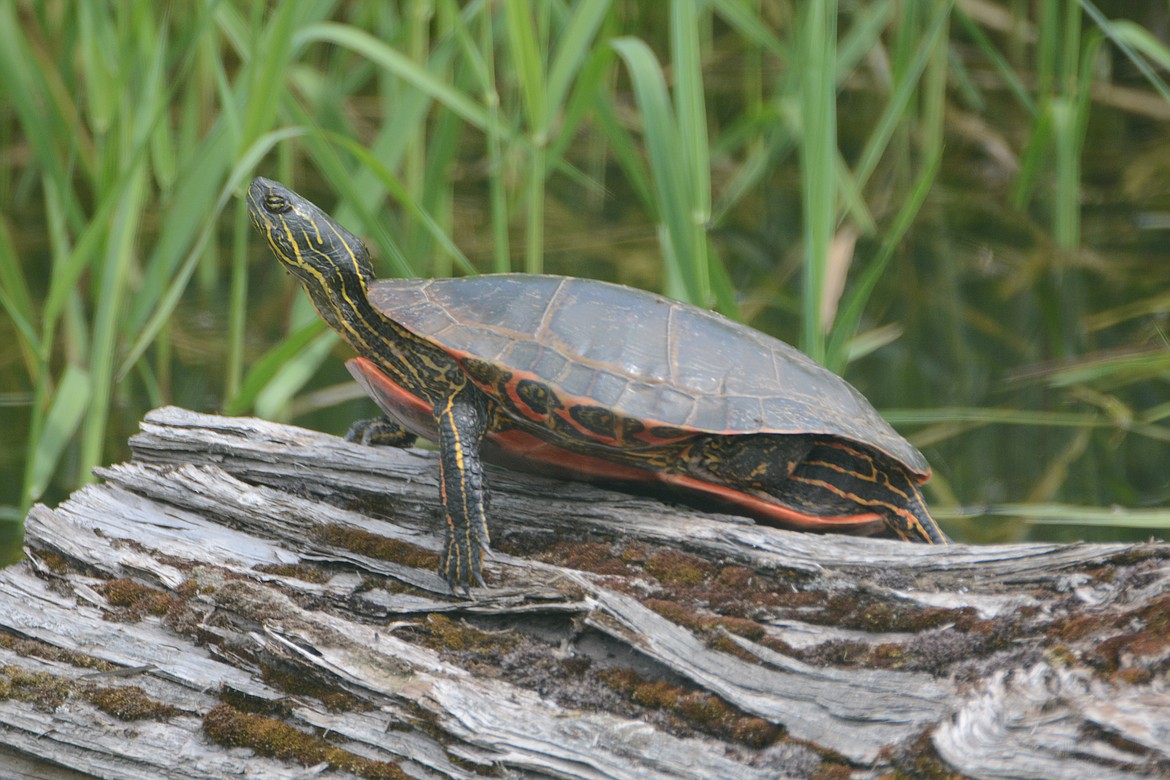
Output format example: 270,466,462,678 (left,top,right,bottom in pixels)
246,176,948,590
